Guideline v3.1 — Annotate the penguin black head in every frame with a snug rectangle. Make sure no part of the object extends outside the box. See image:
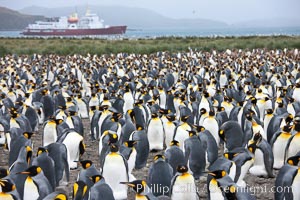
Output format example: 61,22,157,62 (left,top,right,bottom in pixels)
217,107,225,112
287,155,300,166
247,143,257,154
219,129,225,141
136,124,144,131
250,97,257,104
208,110,215,117
154,154,165,161
208,170,227,179
170,140,180,147
188,130,197,137
110,144,119,153
194,125,205,132
266,109,273,115
223,152,239,160
200,108,207,115
0,168,9,179
285,114,294,124
79,160,93,169
17,165,42,177
253,132,262,144
120,180,147,194
166,113,175,122
151,113,158,118
23,132,34,139
89,175,104,184
37,147,48,156
245,113,253,121
111,112,122,122
124,140,137,148
0,179,16,193
180,115,190,122
176,165,188,173
73,181,87,200
224,185,238,200
282,125,292,133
